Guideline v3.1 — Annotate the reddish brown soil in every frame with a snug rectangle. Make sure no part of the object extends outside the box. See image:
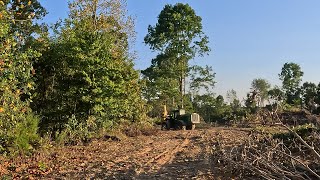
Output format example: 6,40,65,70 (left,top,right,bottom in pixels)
0,127,250,179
